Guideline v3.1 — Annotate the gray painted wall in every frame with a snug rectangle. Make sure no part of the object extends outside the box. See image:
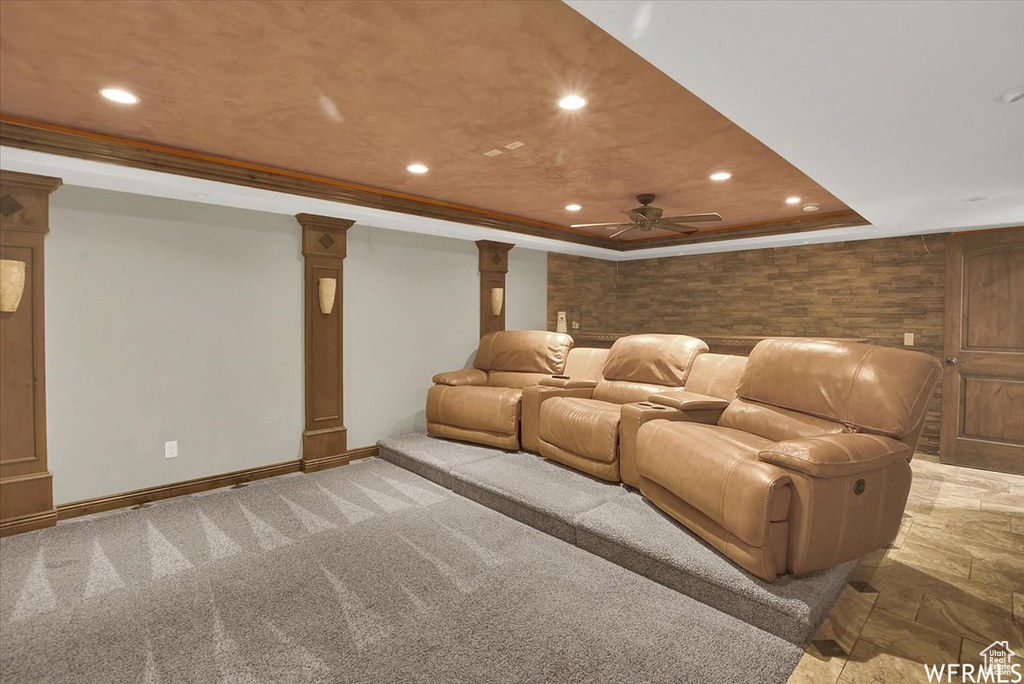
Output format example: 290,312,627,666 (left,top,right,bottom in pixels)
45,186,547,504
